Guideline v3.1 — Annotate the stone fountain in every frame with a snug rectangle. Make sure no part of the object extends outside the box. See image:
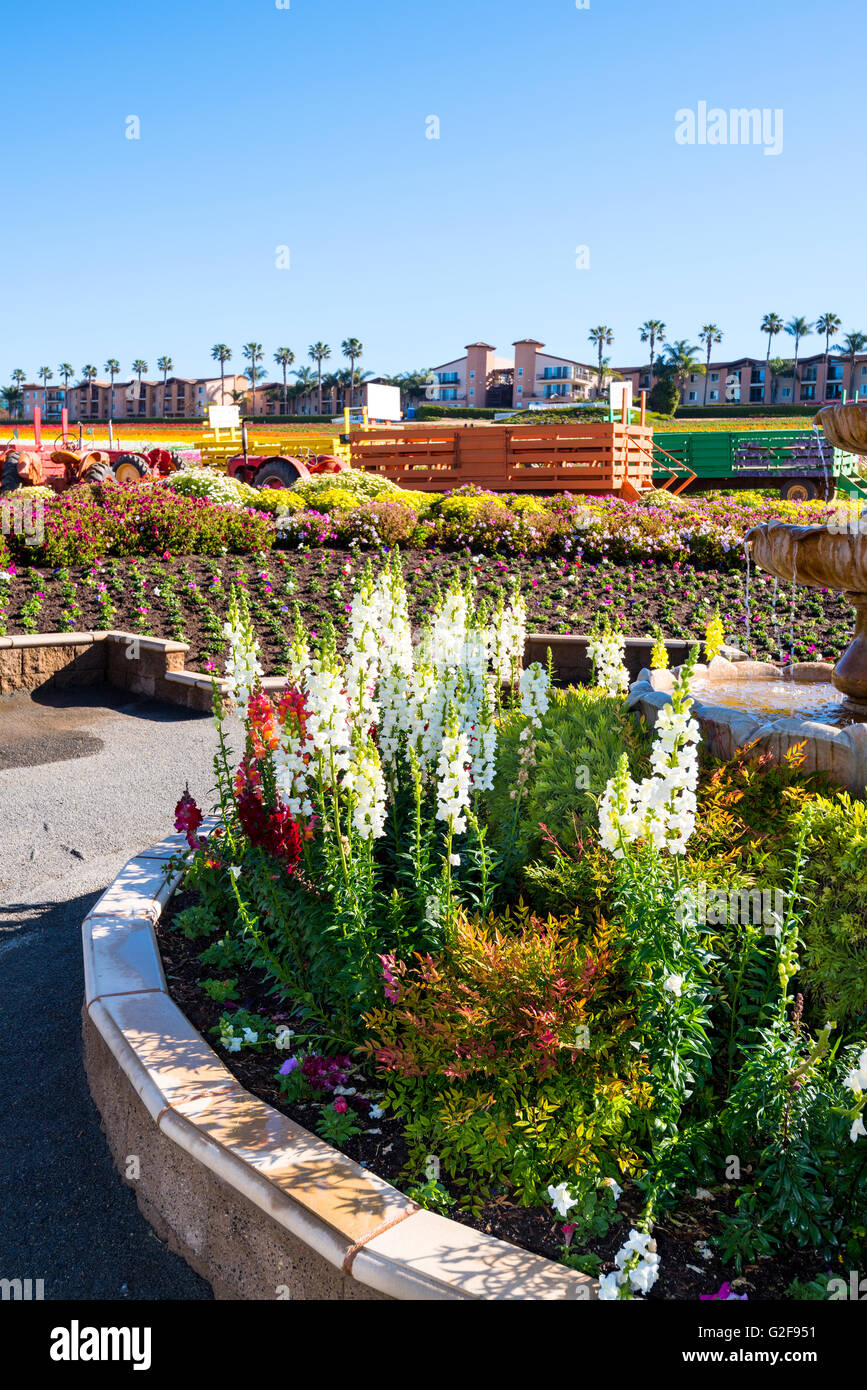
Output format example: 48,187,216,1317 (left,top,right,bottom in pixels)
628,403,867,792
